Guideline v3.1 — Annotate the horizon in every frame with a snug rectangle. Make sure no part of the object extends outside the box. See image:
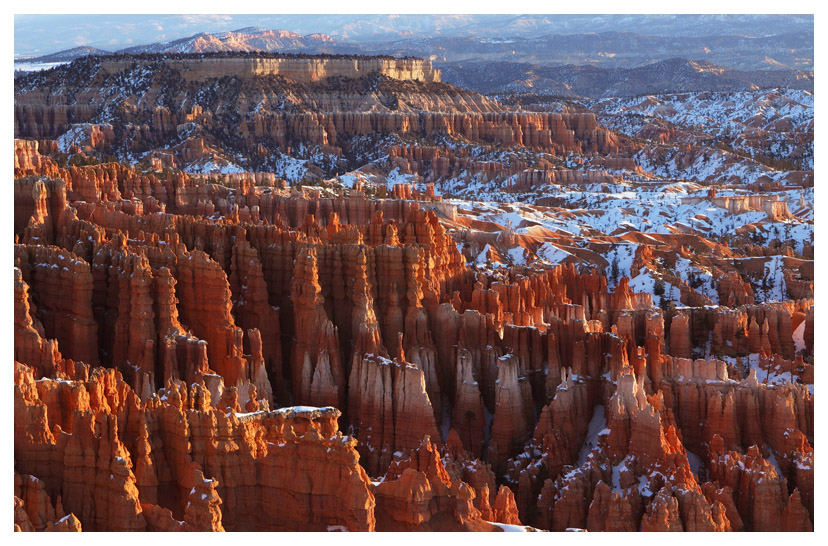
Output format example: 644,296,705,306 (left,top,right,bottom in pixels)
14,13,814,58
